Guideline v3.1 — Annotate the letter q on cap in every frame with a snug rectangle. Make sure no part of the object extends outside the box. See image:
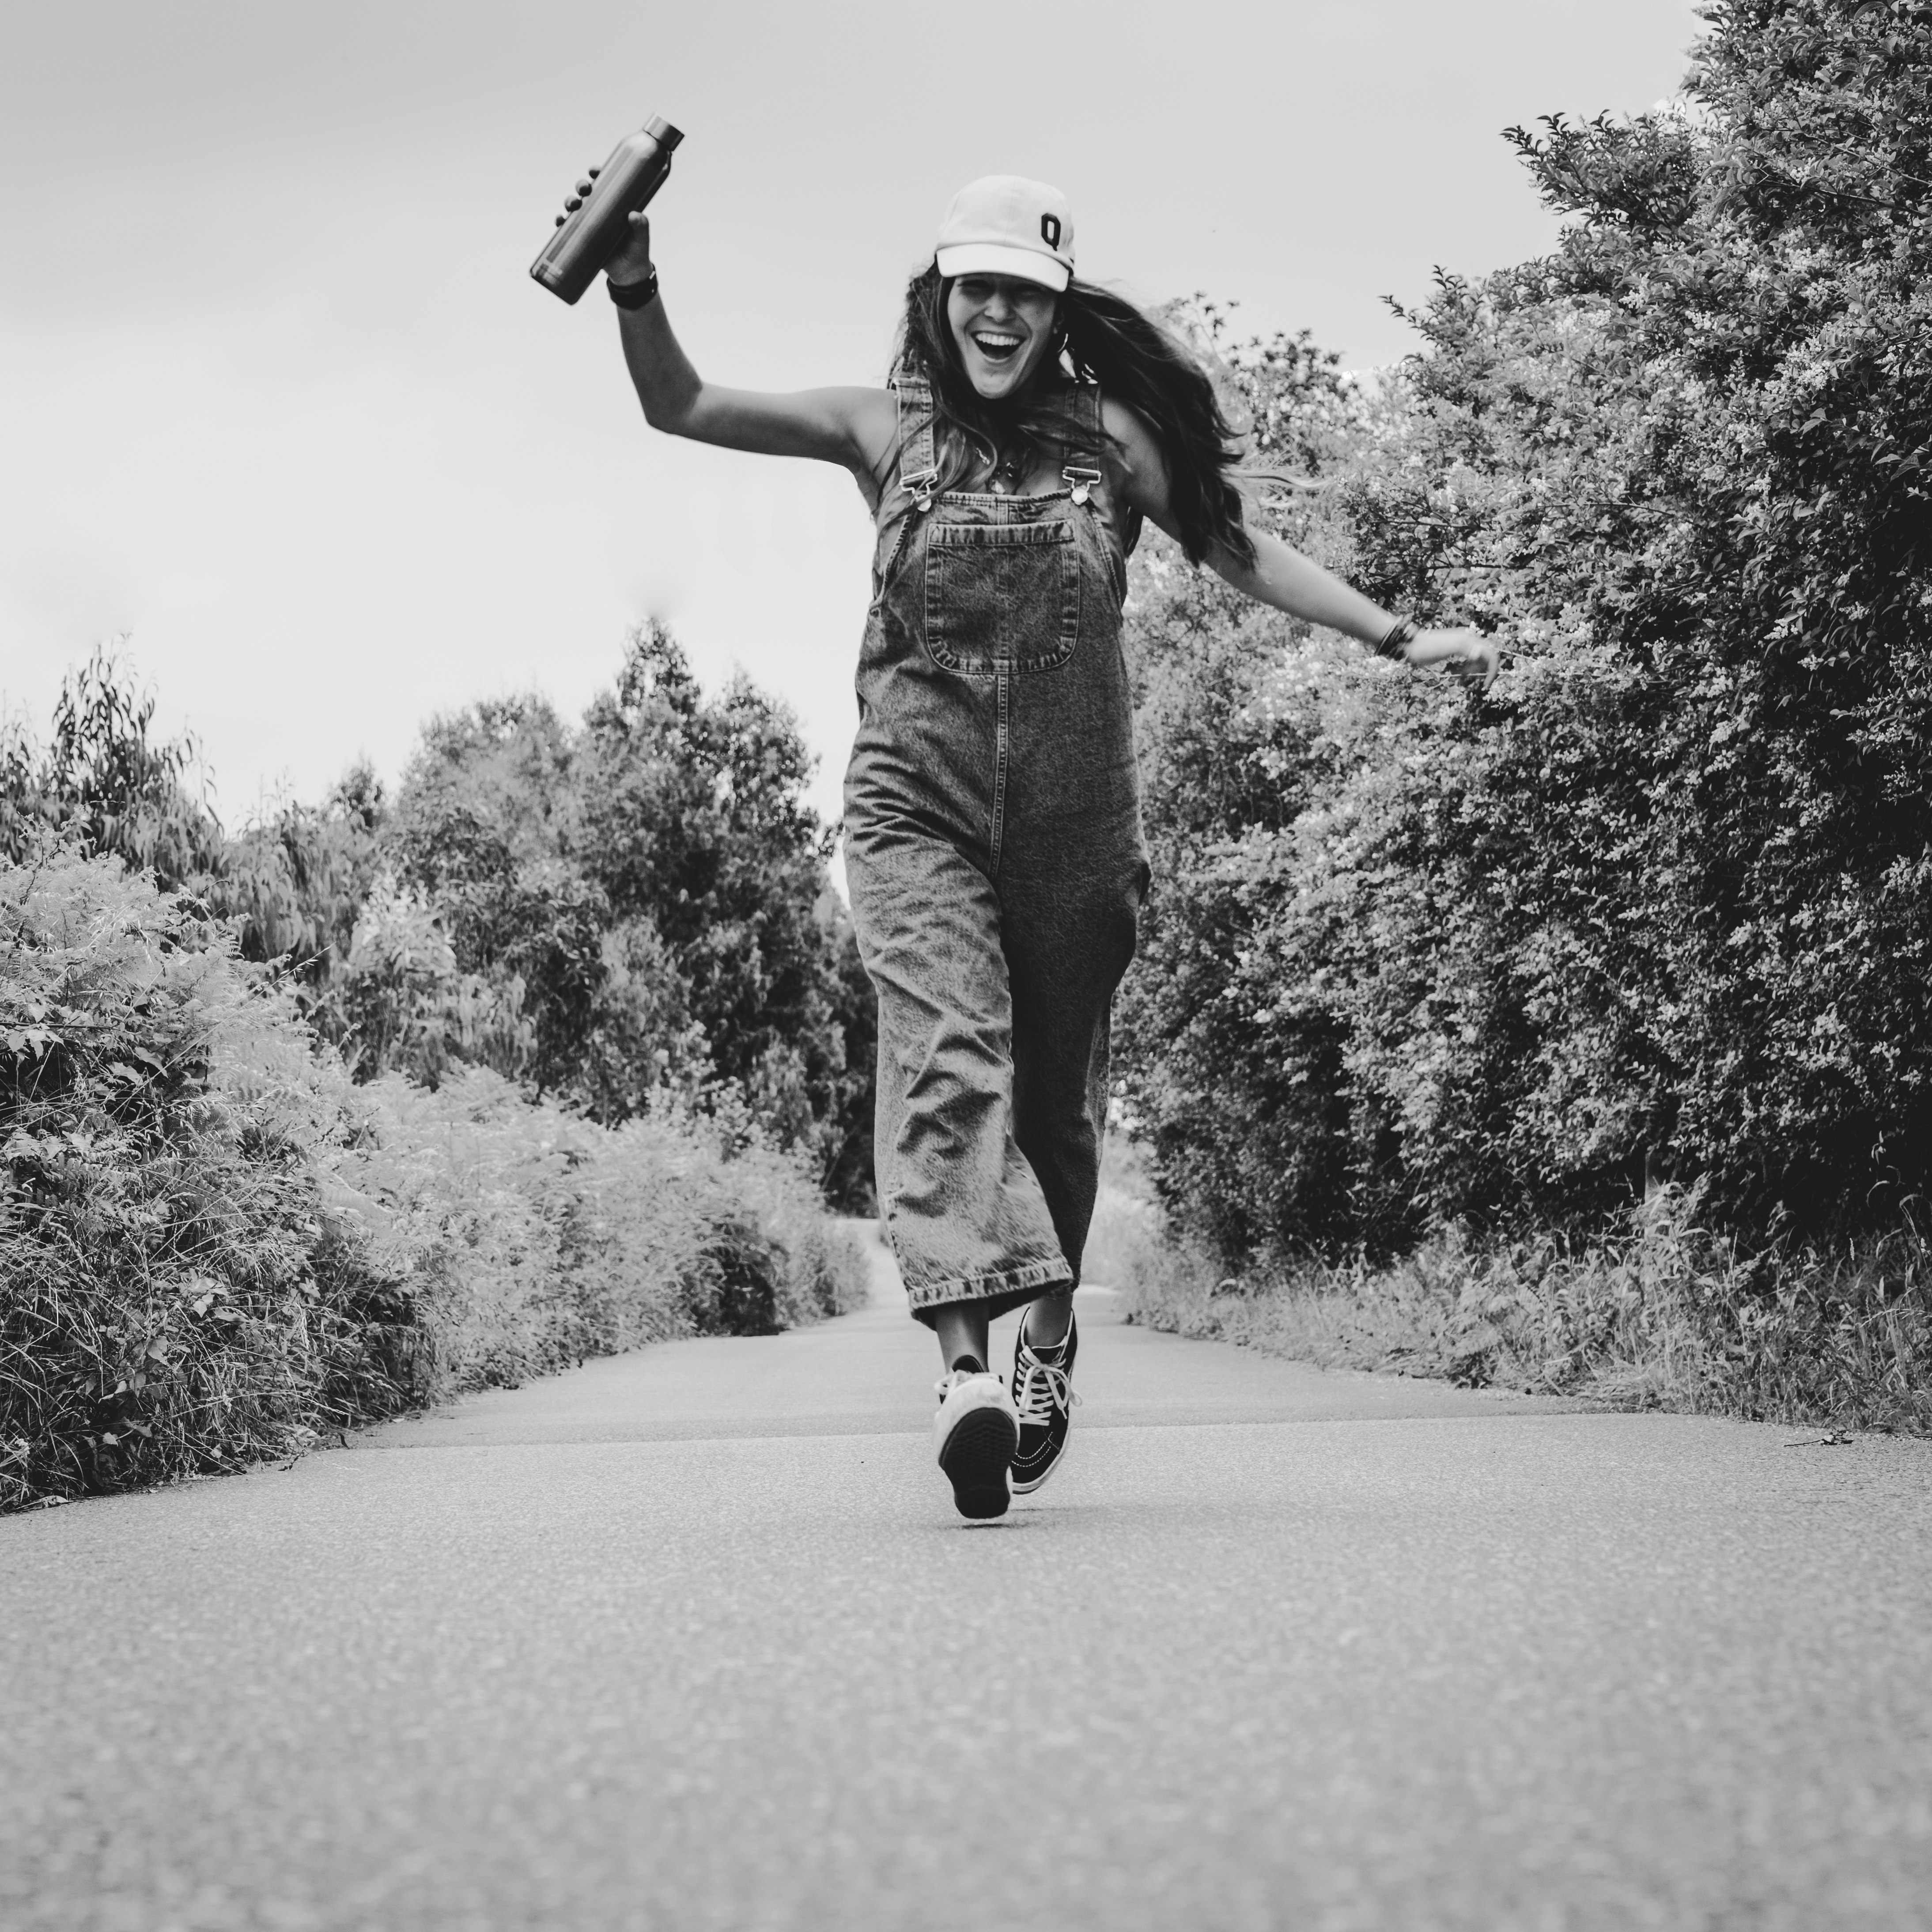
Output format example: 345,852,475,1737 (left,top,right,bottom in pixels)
934,176,1076,292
